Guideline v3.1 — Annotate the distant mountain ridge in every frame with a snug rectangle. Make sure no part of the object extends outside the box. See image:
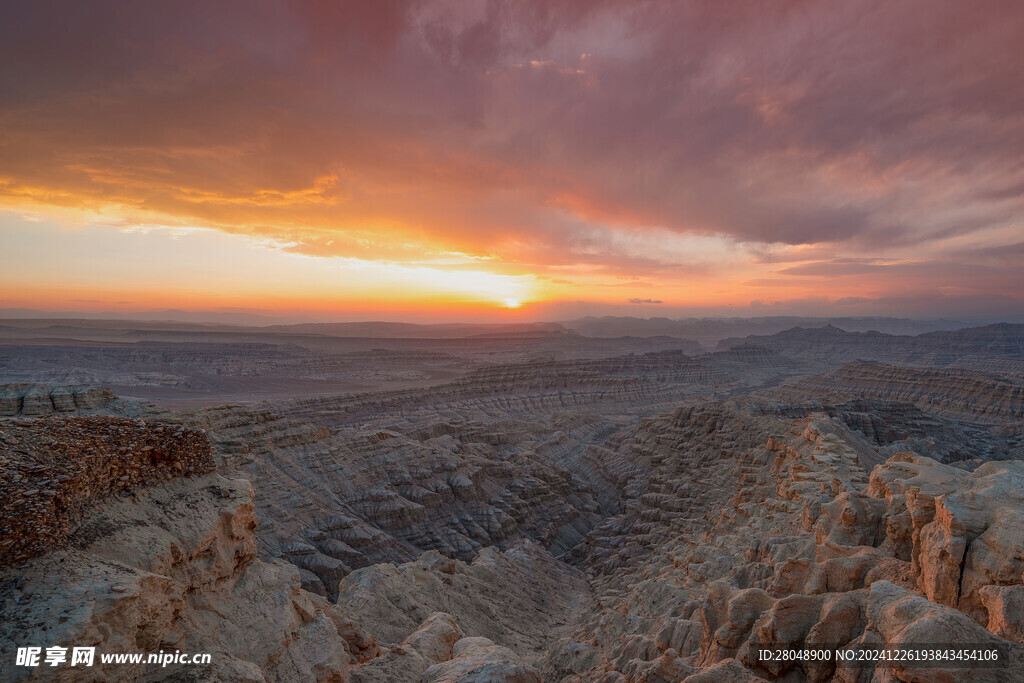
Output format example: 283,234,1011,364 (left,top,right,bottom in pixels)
715,322,1024,368
261,321,573,339
1,313,1006,348
559,315,969,346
